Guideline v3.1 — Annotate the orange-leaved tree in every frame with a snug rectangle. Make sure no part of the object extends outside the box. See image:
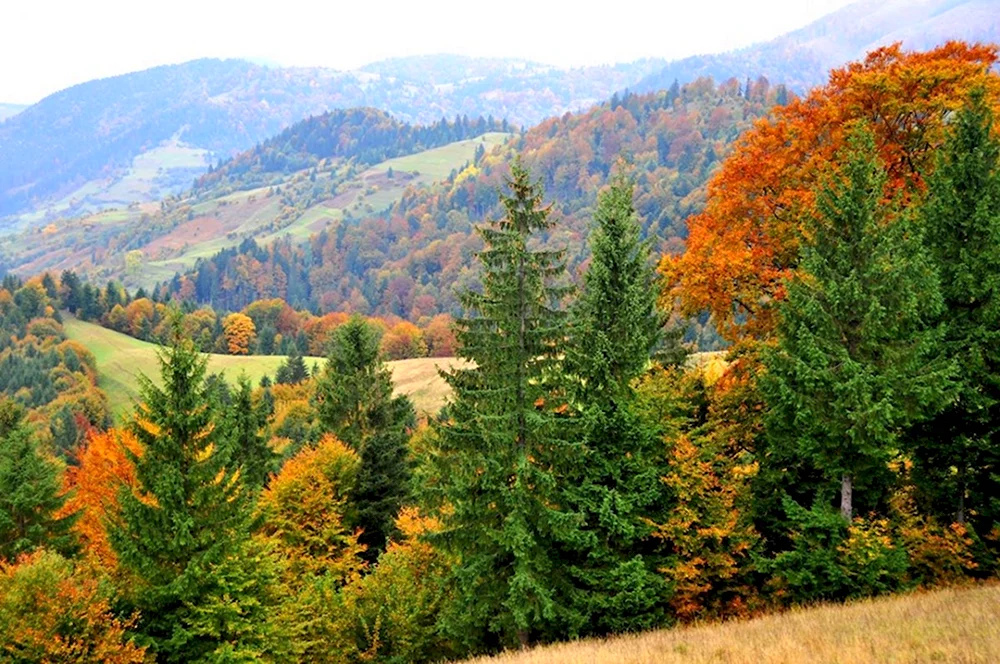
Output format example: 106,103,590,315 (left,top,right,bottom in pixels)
0,550,146,662
665,41,1000,342
223,312,257,355
59,429,142,570
258,434,366,584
